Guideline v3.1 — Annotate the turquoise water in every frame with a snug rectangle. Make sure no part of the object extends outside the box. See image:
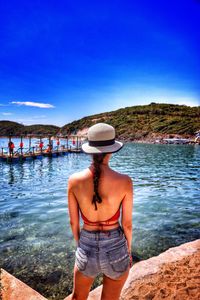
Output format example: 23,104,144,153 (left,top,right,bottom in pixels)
0,142,200,299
